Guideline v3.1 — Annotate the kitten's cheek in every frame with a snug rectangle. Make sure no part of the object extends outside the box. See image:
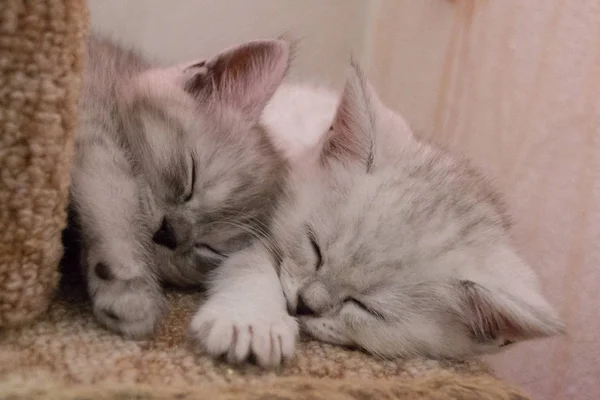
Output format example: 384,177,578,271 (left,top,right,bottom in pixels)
300,317,352,345
279,265,300,312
